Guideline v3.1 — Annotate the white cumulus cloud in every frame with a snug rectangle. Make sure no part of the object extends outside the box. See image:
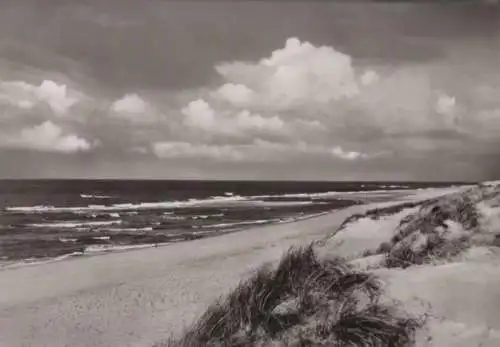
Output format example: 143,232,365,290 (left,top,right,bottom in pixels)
152,141,243,162
360,70,379,86
111,93,148,114
2,121,93,153
181,99,217,130
214,37,359,109
435,94,456,115
181,98,286,135
0,79,79,115
133,37,497,167
34,80,79,115
234,110,285,132
212,83,255,106
331,146,368,161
